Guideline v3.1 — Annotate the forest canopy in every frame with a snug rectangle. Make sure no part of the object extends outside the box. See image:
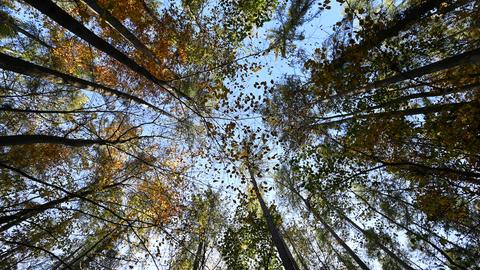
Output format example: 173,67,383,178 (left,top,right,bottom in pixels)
0,0,479,269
